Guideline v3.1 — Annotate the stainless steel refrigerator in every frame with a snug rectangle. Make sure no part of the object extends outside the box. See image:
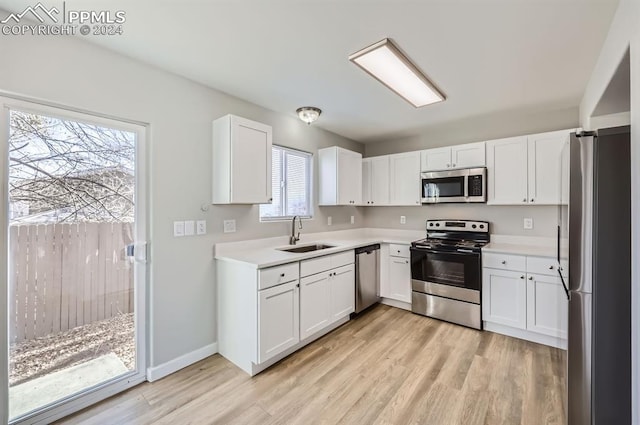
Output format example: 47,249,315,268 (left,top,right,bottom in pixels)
561,126,631,425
